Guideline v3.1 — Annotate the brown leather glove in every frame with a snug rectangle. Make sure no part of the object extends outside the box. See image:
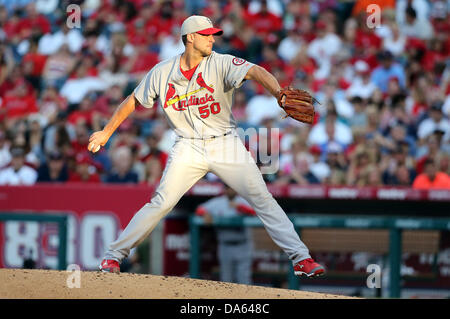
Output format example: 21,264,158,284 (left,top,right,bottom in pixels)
276,87,318,124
